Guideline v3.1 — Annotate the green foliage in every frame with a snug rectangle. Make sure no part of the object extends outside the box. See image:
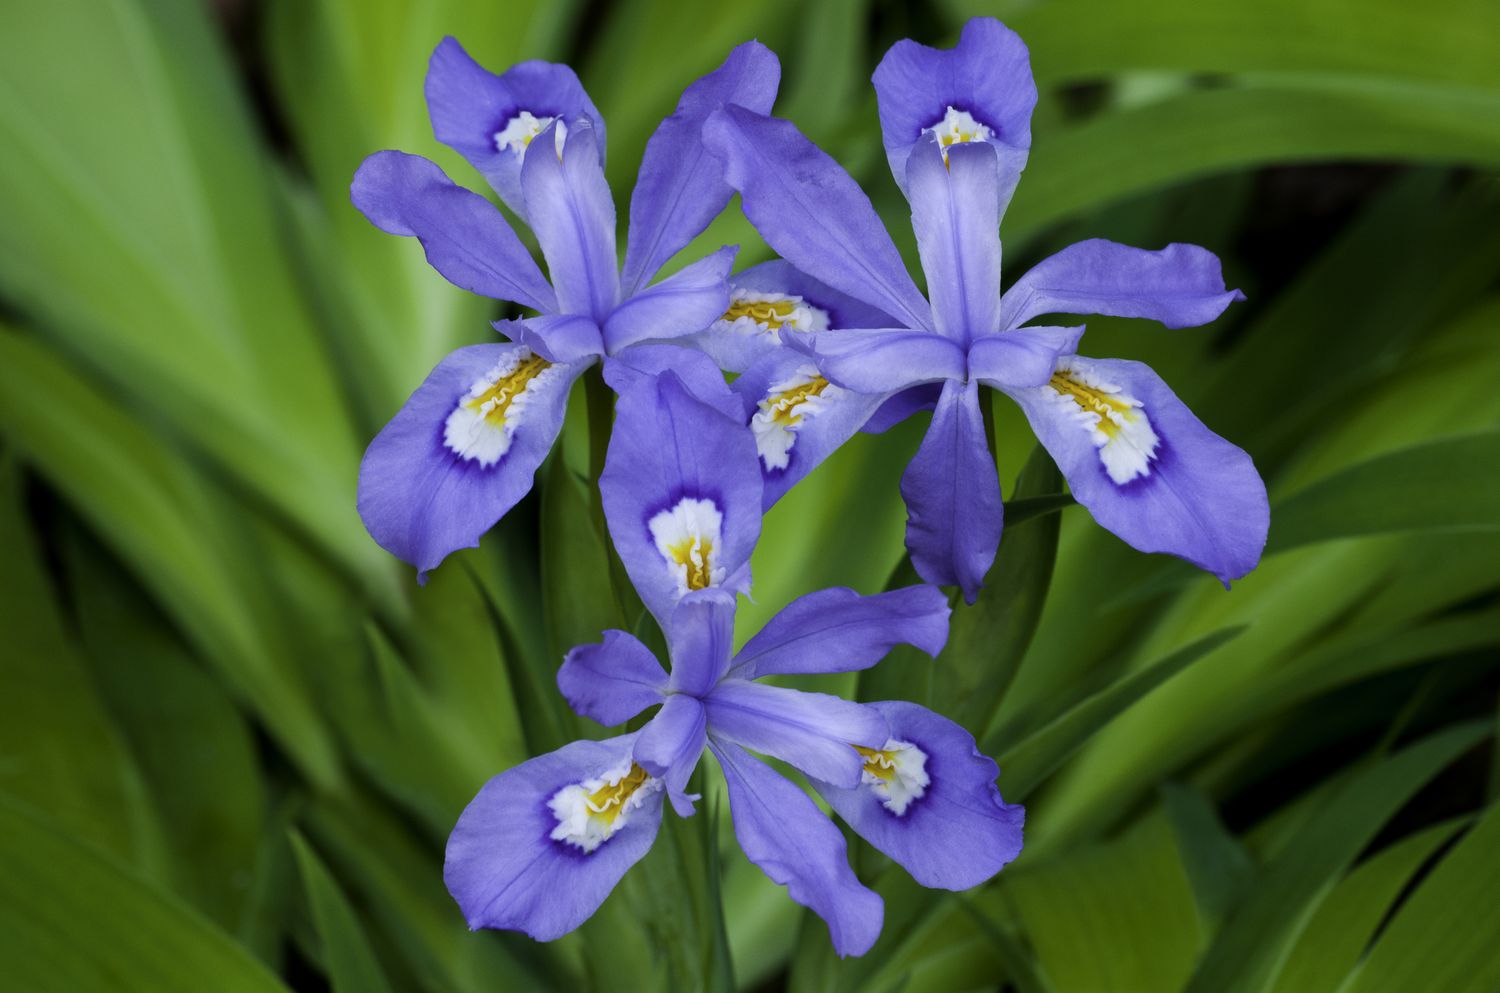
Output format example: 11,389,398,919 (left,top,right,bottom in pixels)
2,0,1497,991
